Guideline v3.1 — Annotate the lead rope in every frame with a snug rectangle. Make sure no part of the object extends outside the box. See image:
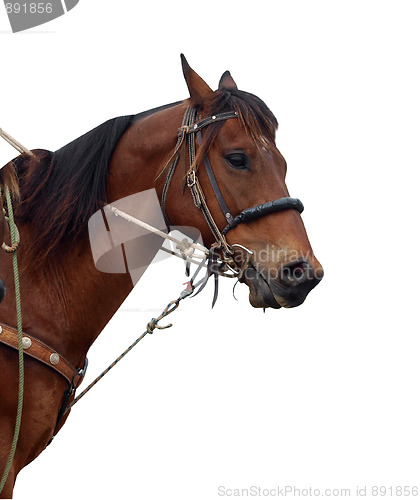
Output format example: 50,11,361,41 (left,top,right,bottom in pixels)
64,281,196,414
0,187,24,495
